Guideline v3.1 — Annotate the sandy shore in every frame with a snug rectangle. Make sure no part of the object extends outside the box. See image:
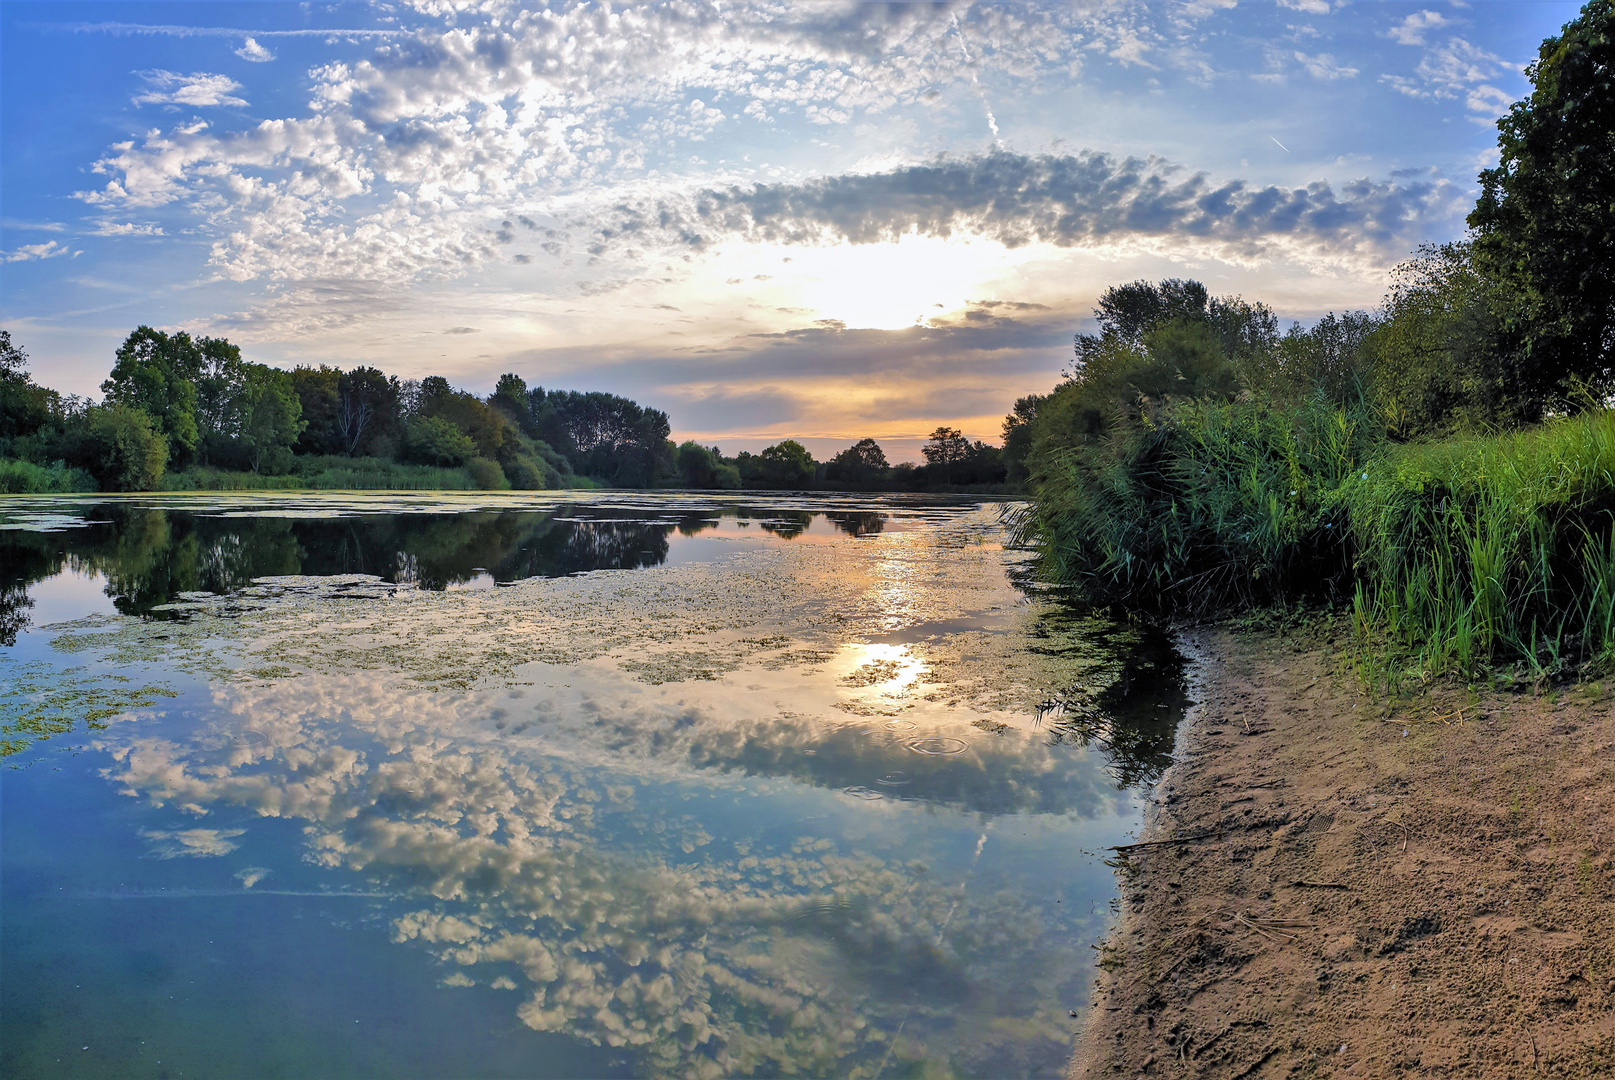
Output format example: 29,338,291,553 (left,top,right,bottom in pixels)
1072,623,1615,1077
